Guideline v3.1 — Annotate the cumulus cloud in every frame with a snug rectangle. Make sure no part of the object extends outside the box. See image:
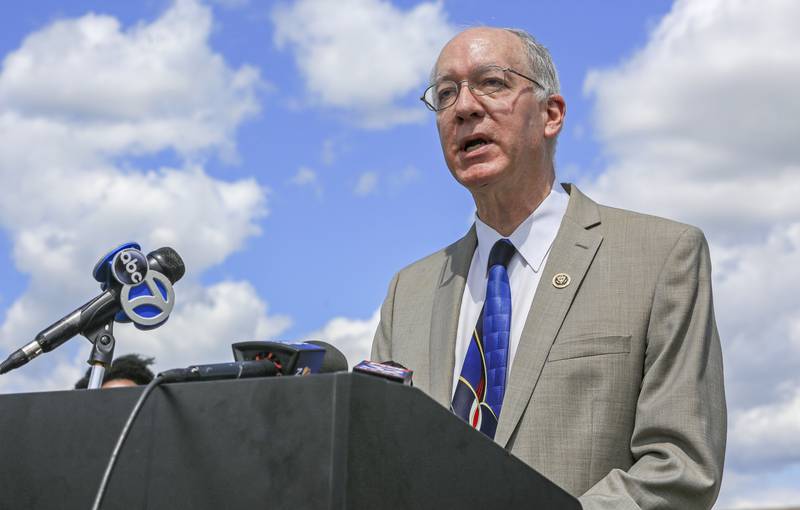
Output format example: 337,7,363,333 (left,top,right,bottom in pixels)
272,0,454,128
321,138,338,166
729,388,800,470
0,0,261,161
715,466,800,509
582,0,800,242
113,280,291,370
289,166,323,196
301,310,379,370
208,0,250,8
389,165,420,190
0,0,284,394
580,0,800,504
354,171,379,196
